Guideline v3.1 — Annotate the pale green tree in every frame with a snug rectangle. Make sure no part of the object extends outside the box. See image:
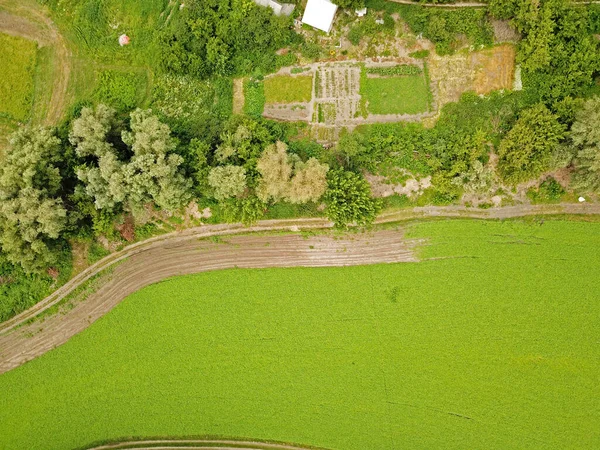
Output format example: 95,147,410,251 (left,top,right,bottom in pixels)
570,97,600,193
208,165,247,200
71,106,191,214
0,127,67,272
256,141,293,203
288,158,329,204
